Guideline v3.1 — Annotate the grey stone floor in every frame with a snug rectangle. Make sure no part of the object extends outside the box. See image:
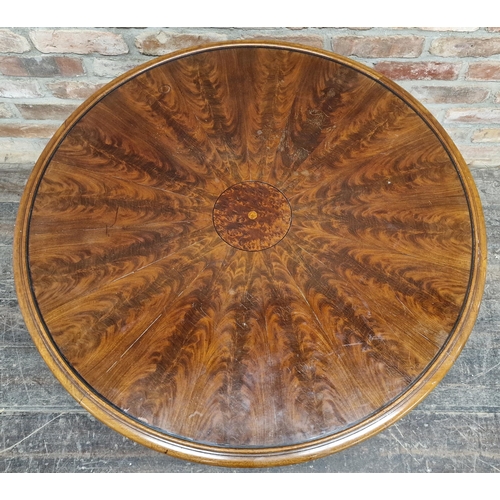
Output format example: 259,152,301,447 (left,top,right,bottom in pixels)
0,163,499,473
